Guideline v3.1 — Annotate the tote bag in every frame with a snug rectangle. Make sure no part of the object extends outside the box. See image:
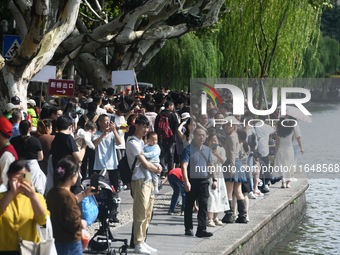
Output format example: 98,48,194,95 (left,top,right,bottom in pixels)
82,194,99,226
20,216,57,255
